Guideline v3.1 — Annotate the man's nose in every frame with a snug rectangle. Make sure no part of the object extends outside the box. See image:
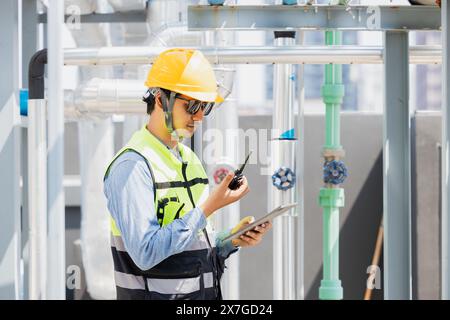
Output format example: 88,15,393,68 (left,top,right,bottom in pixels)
192,109,204,121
